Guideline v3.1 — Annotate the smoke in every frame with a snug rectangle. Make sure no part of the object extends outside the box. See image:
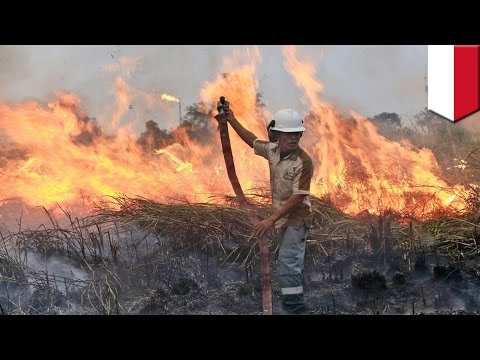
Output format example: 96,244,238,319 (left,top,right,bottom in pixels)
459,112,480,133
0,46,31,97
314,45,427,118
25,252,91,288
0,45,428,134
